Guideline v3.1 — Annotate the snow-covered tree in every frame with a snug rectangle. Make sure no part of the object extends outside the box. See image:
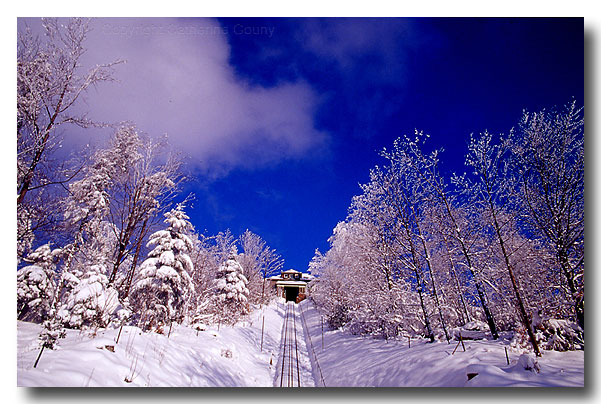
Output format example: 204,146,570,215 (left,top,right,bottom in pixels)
130,204,195,331
59,267,119,330
55,135,120,329
212,250,250,325
512,101,584,330
17,206,35,263
395,132,500,340
238,230,284,304
101,126,181,295
310,101,584,352
185,228,281,325
17,244,62,322
462,129,541,355
309,219,418,338
307,222,356,329
213,230,237,264
186,232,220,322
17,18,121,261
